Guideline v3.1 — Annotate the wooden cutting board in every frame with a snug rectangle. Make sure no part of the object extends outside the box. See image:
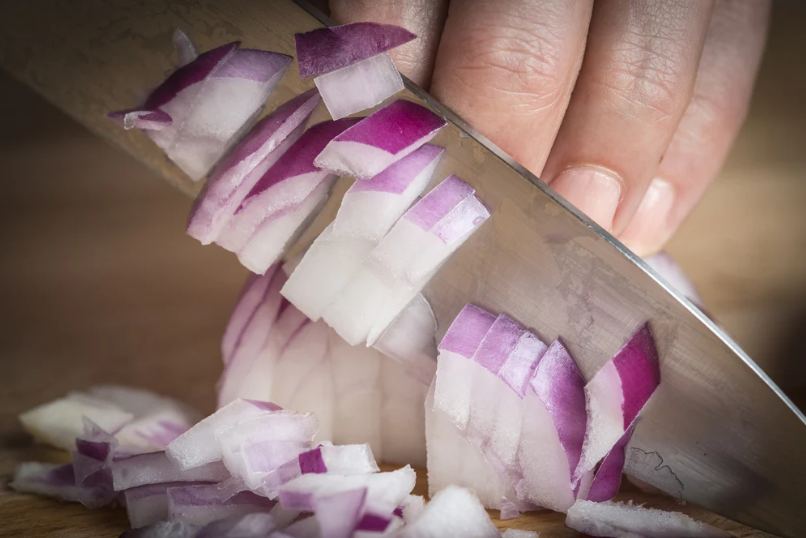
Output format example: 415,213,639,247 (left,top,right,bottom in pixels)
1,0,804,536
